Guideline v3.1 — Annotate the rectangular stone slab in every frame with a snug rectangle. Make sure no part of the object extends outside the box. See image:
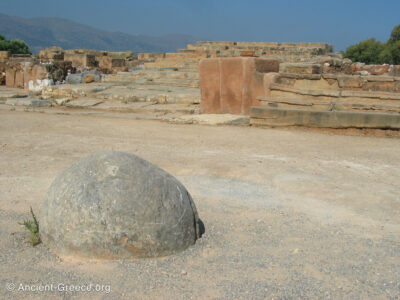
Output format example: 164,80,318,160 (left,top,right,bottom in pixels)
250,106,400,129
5,98,51,107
